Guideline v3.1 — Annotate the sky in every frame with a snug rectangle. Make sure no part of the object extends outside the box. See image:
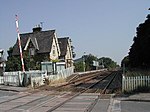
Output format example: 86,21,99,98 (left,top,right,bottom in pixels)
0,0,150,65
